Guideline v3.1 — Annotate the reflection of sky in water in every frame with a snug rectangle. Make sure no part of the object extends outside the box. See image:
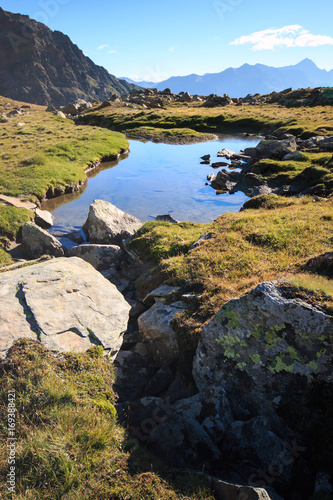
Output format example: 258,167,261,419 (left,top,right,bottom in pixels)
44,135,259,233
